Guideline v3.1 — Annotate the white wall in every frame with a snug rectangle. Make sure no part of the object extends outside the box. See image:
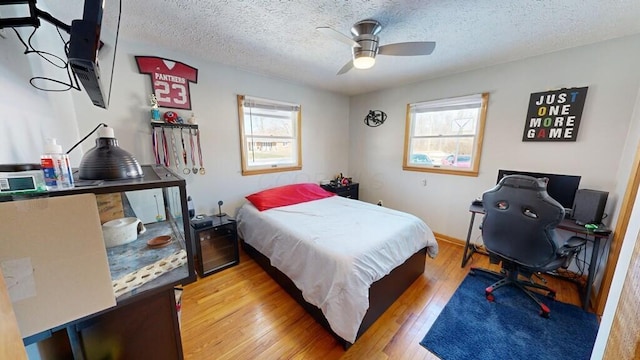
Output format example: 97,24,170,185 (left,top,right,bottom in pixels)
1,33,350,216
348,34,640,244
0,23,79,165
591,78,640,360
